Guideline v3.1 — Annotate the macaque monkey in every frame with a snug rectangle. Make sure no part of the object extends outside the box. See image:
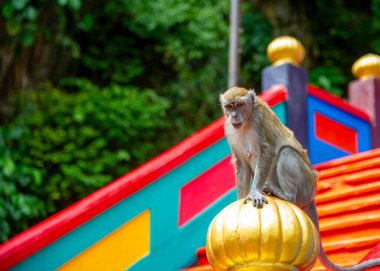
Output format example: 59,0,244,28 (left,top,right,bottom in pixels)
220,87,380,271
